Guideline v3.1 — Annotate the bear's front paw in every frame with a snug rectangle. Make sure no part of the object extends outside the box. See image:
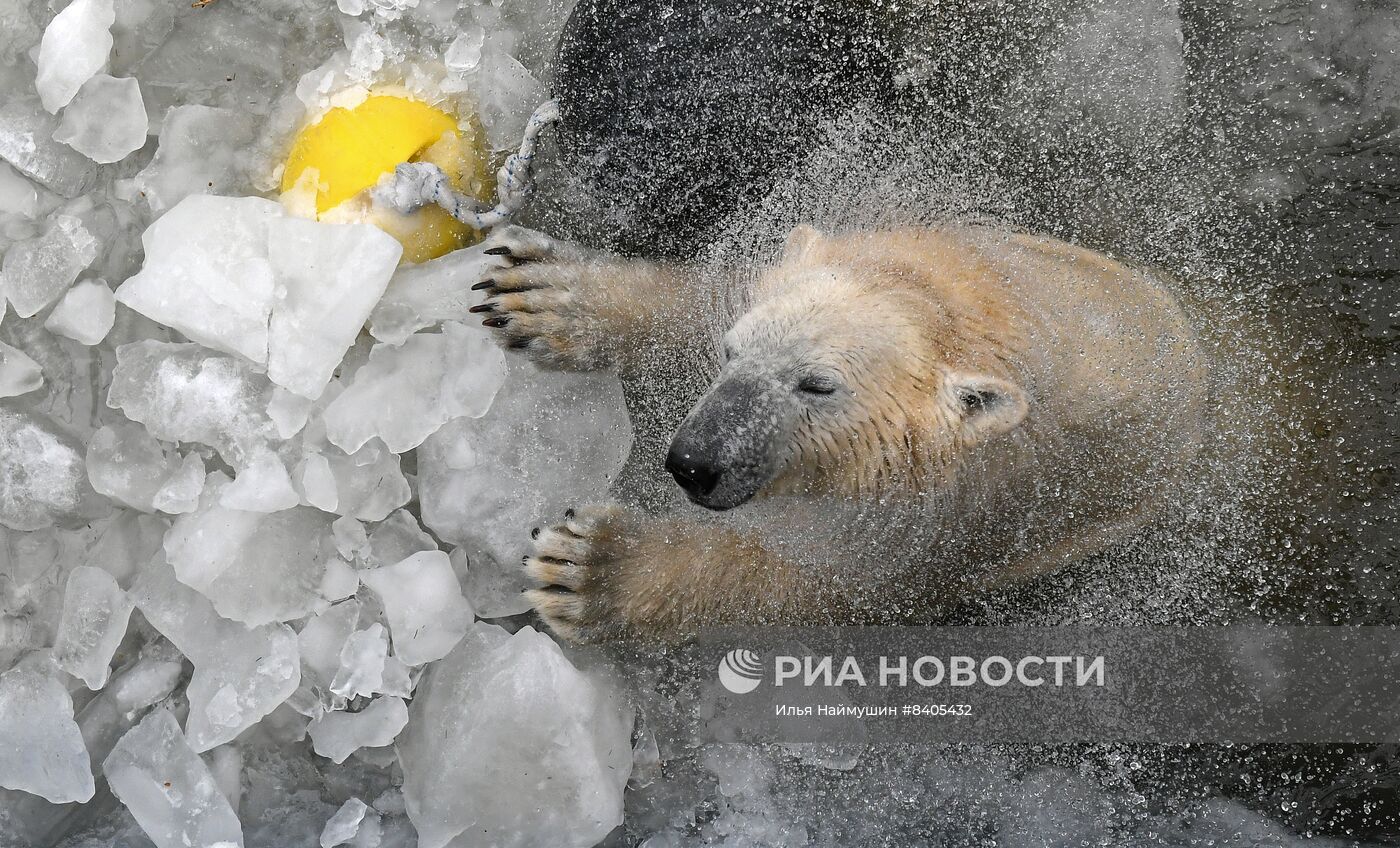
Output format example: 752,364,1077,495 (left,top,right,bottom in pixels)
470,226,611,371
522,504,631,642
